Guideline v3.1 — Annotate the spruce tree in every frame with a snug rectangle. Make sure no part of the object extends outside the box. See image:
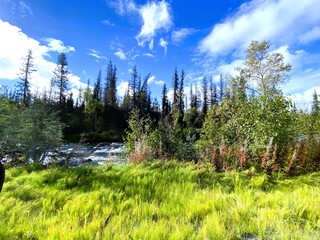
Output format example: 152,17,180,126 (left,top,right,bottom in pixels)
129,66,138,108
218,74,225,102
202,76,208,114
172,67,179,107
238,73,247,102
137,73,151,113
17,50,36,107
179,70,185,114
312,90,320,114
122,88,131,111
311,90,320,139
110,64,117,106
210,77,218,106
104,61,117,107
195,82,200,109
93,70,102,102
51,53,69,107
161,84,169,117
